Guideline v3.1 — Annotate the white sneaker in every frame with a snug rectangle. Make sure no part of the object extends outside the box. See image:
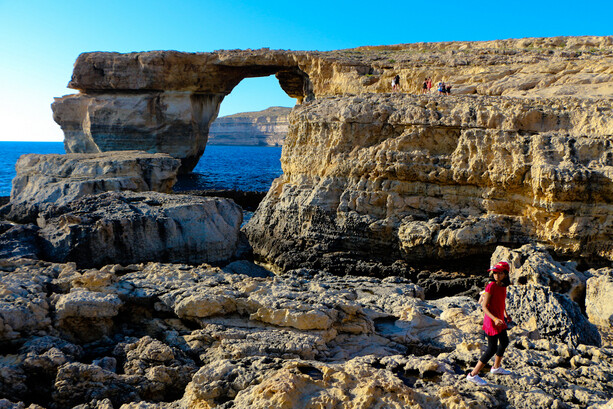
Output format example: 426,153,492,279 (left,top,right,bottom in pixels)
466,374,487,385
490,367,511,375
